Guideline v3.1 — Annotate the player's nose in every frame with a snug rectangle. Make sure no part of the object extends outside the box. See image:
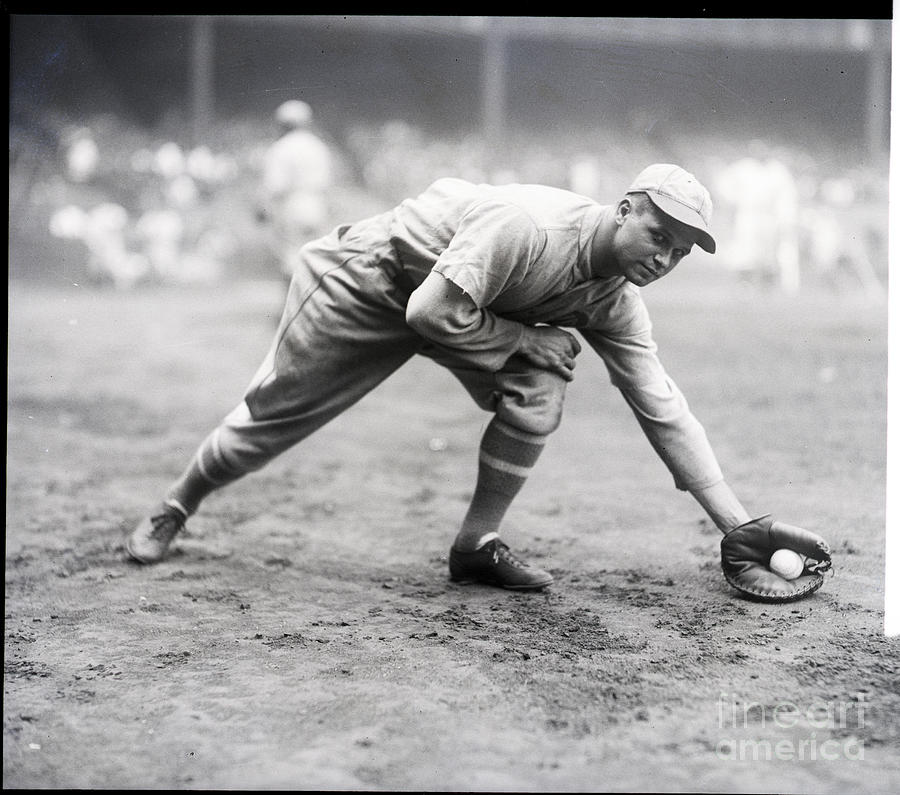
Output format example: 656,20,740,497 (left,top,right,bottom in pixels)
653,250,673,272
653,251,675,276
